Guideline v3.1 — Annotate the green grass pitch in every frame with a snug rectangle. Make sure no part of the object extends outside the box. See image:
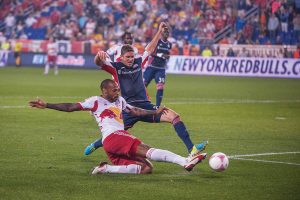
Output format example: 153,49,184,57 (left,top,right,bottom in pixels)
0,67,299,200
